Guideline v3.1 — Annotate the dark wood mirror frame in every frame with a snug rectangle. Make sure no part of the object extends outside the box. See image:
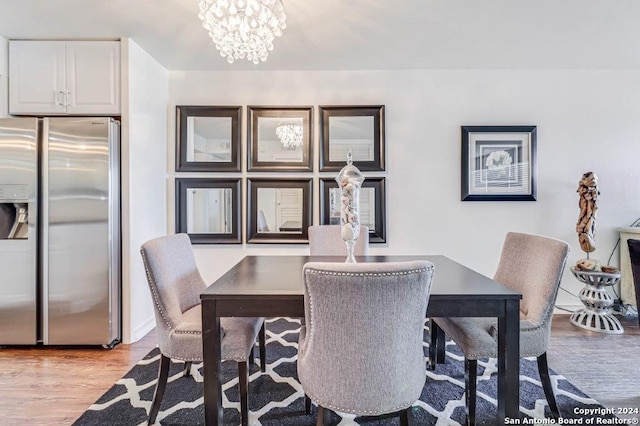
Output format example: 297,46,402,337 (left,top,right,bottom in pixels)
247,178,313,243
319,105,385,172
320,177,387,243
247,106,313,172
176,105,241,172
175,178,242,244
